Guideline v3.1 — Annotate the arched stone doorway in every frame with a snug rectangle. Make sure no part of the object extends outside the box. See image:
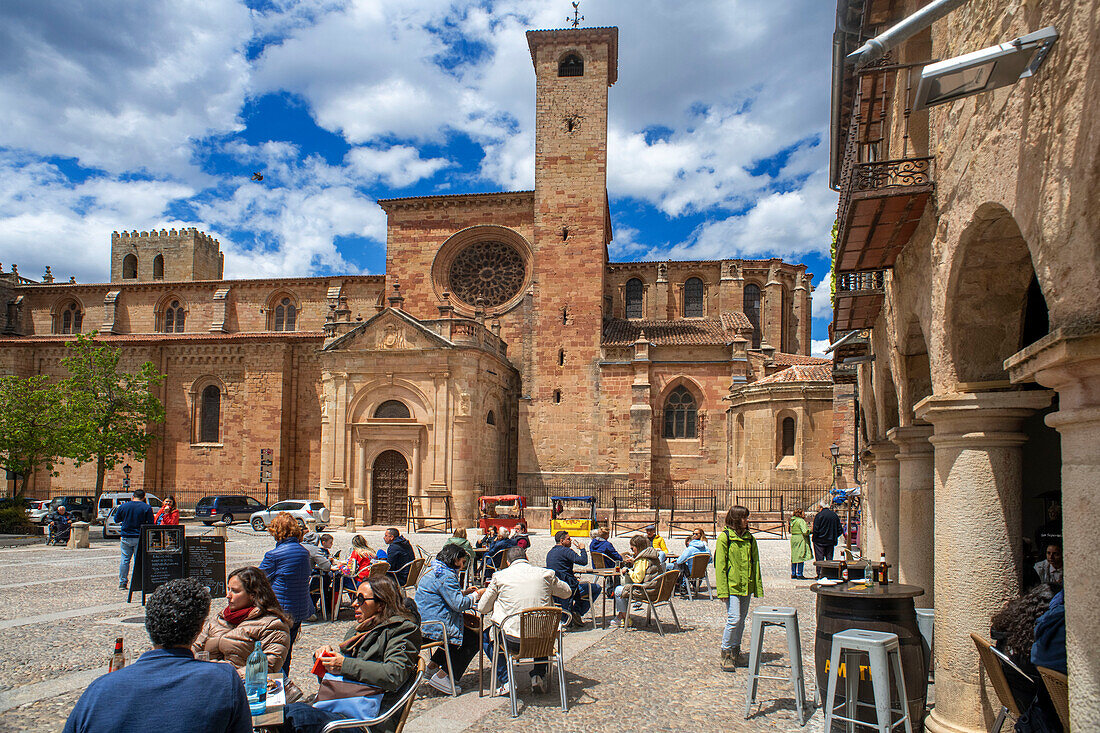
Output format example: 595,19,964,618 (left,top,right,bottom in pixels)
371,450,408,525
